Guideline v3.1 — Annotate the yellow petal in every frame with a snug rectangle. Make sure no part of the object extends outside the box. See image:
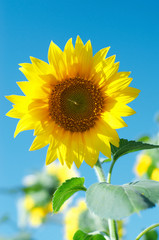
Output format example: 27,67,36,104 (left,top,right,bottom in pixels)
6,108,23,119
105,62,119,80
30,57,52,75
16,81,29,95
56,132,72,167
48,41,66,80
96,133,111,159
114,87,140,104
83,131,99,167
93,47,110,67
106,77,133,94
106,71,131,84
45,136,59,165
94,55,116,75
28,104,49,122
104,55,116,66
6,95,26,104
75,36,84,57
64,38,77,77
30,134,50,151
19,63,43,83
71,133,85,168
14,115,34,137
78,40,93,79
96,119,119,147
111,103,136,117
102,111,127,129
6,95,30,114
